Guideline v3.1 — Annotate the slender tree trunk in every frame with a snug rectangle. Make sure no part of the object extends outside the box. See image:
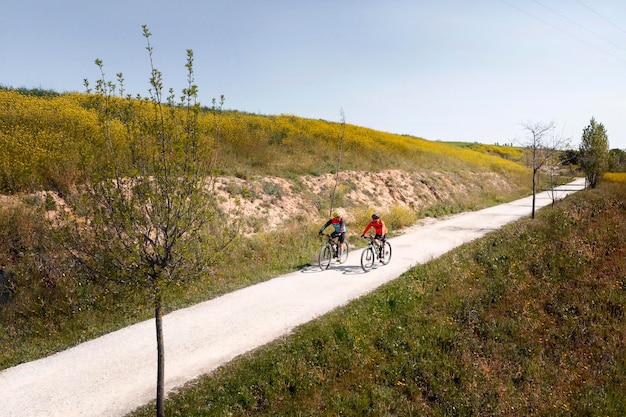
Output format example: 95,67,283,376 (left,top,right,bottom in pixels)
329,109,346,216
155,290,165,417
530,168,537,219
